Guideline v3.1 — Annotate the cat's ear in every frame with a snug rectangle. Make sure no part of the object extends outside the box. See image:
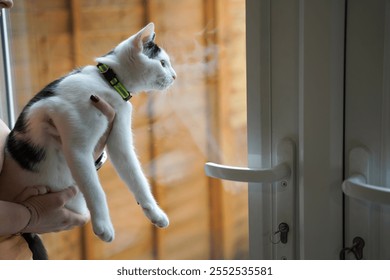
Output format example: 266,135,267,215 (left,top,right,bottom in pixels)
132,22,156,51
